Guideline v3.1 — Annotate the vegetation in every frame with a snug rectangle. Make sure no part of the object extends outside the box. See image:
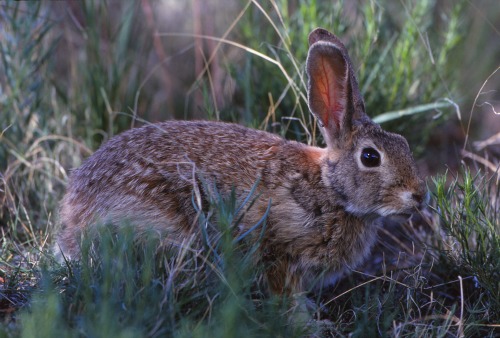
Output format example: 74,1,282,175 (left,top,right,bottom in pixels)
1,0,499,337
